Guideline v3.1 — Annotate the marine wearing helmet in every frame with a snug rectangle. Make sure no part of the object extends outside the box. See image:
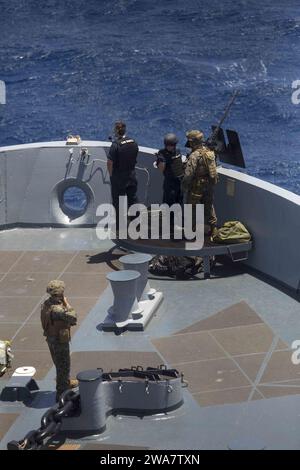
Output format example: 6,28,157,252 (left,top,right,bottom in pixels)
182,129,218,236
185,130,205,147
46,279,65,297
41,280,77,401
